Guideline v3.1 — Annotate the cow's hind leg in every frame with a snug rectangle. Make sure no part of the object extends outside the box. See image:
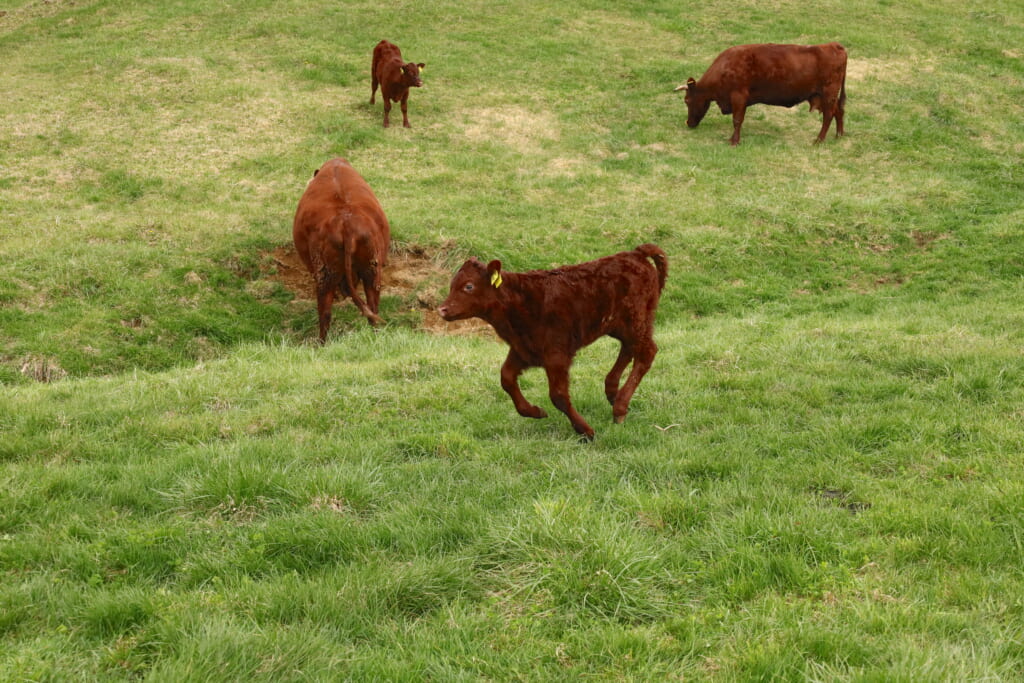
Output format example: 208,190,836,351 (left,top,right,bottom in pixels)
545,356,594,441
612,339,657,424
816,105,835,144
605,342,633,406
314,263,340,344
835,85,846,138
